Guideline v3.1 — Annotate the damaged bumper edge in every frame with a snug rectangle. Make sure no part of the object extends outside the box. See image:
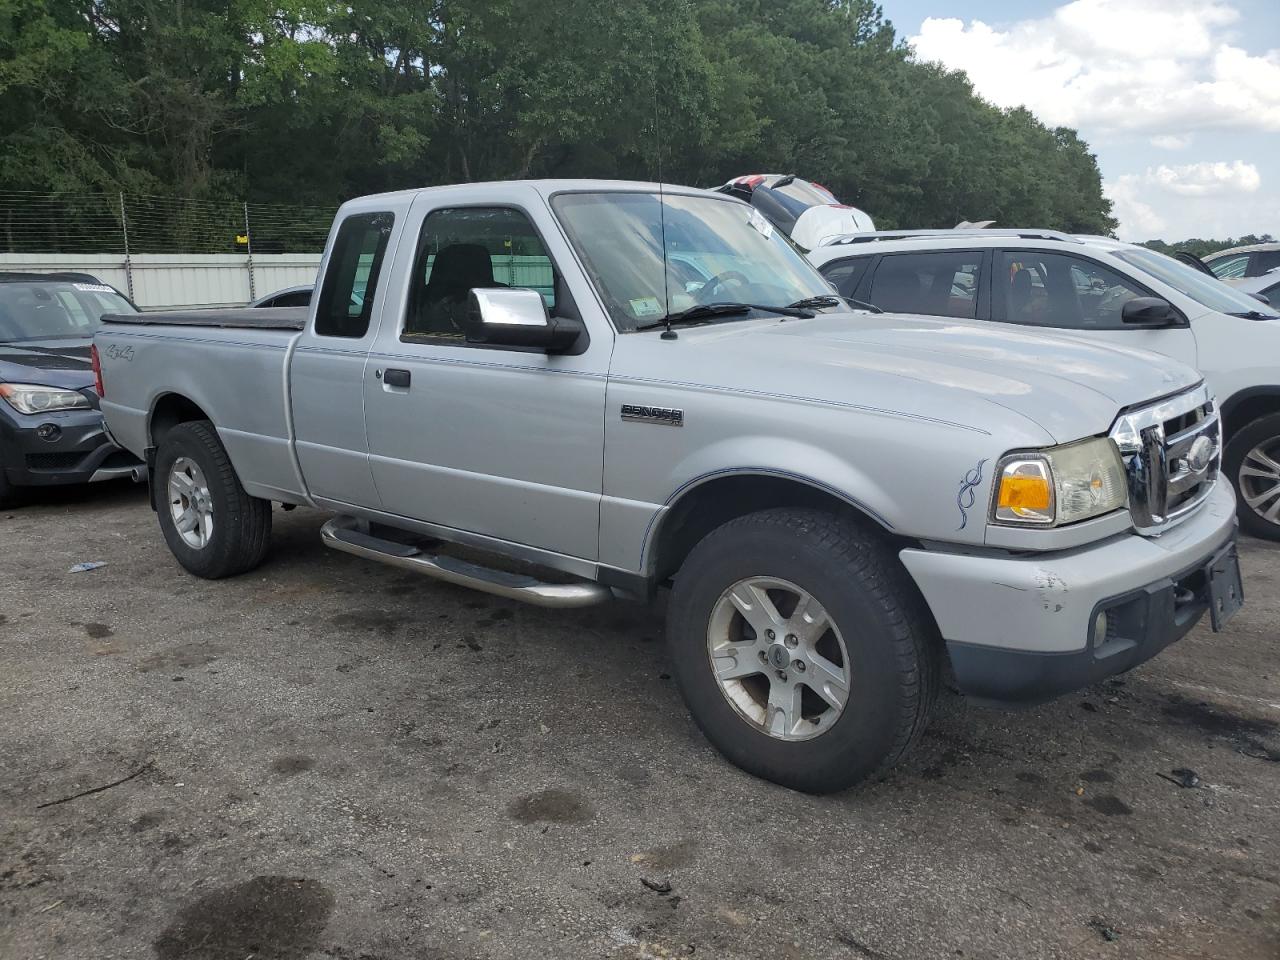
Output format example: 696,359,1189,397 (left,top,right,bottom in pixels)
899,481,1239,704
